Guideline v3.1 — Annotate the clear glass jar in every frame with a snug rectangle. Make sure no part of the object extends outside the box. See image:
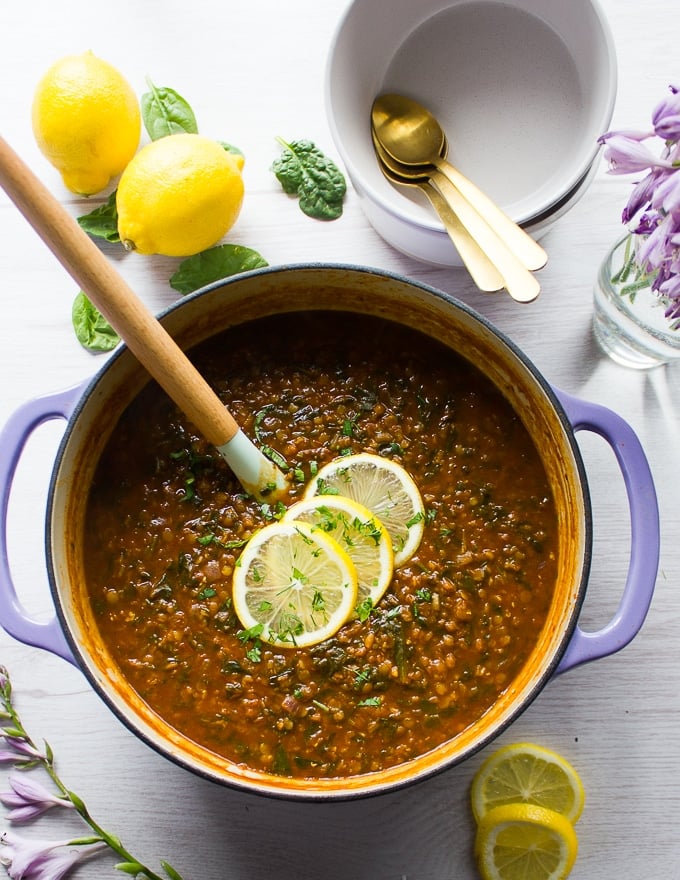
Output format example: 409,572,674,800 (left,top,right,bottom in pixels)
593,235,680,369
